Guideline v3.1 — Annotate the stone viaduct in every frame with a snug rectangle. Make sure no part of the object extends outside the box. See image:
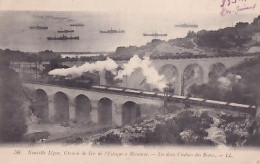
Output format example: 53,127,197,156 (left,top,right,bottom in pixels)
23,82,256,127
63,55,255,95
